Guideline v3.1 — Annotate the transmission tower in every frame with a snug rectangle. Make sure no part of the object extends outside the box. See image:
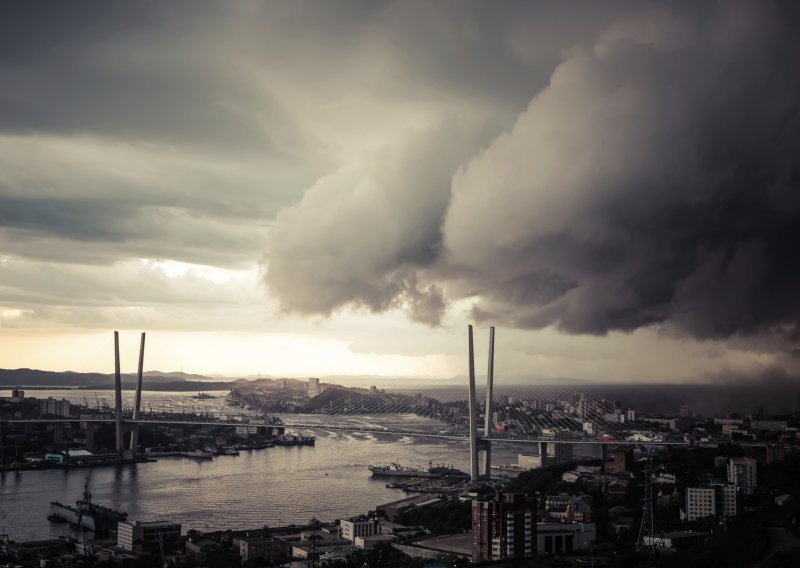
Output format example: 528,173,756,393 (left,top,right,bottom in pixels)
636,456,658,553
